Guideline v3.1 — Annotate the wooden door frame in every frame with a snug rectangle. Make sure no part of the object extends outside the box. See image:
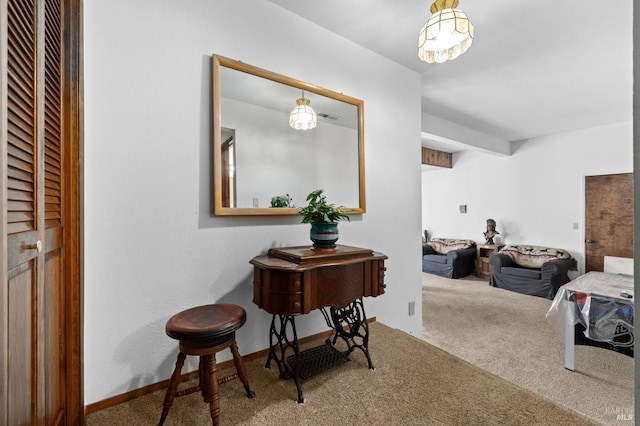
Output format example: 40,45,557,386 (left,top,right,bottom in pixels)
62,0,84,423
0,0,8,420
